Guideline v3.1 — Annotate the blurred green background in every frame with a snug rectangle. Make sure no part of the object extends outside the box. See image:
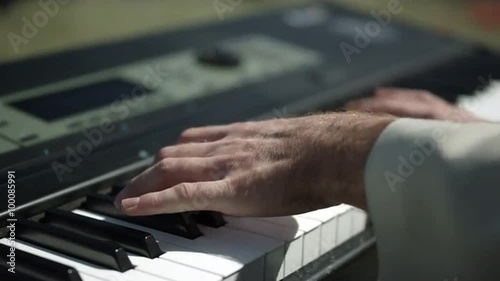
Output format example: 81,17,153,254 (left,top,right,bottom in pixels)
1,0,499,63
